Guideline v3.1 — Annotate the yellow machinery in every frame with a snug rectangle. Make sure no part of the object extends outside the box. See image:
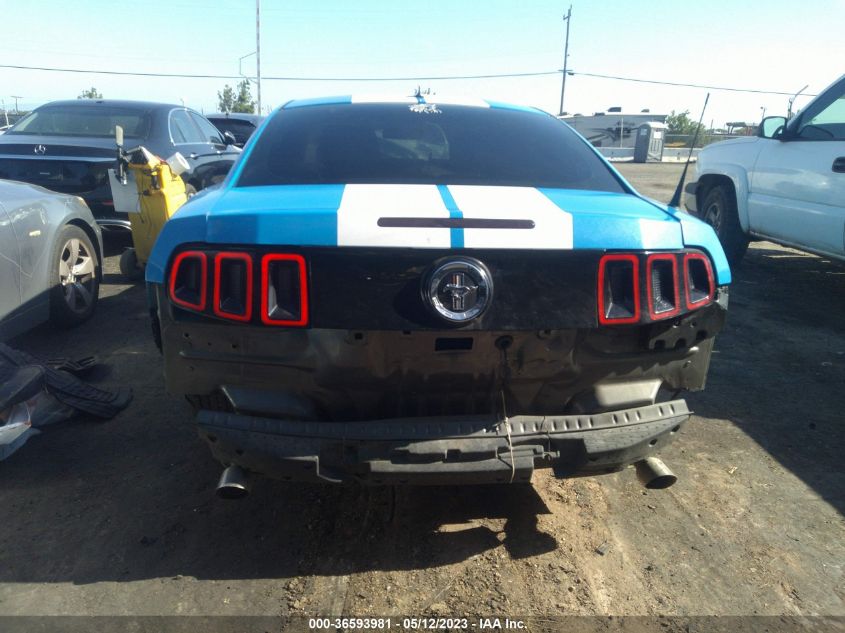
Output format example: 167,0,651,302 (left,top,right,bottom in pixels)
110,126,189,280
